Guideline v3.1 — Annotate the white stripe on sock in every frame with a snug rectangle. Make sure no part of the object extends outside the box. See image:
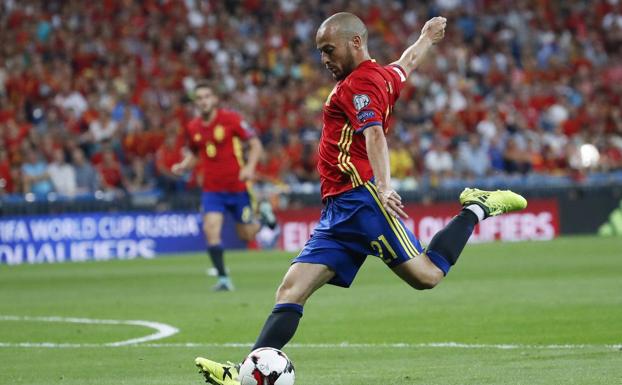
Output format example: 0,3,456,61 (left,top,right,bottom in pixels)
466,204,485,222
